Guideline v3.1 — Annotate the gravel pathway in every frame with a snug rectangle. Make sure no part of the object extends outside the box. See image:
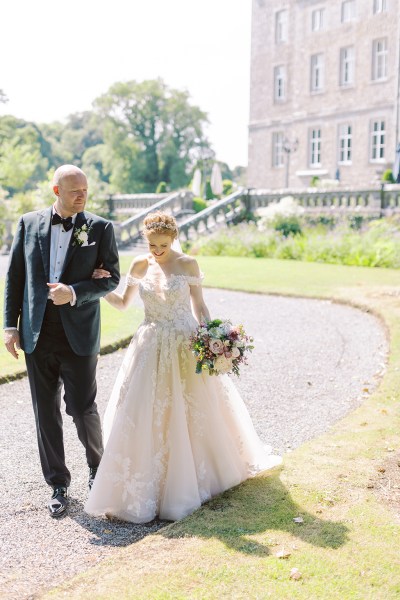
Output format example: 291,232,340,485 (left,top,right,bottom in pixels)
0,288,388,599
